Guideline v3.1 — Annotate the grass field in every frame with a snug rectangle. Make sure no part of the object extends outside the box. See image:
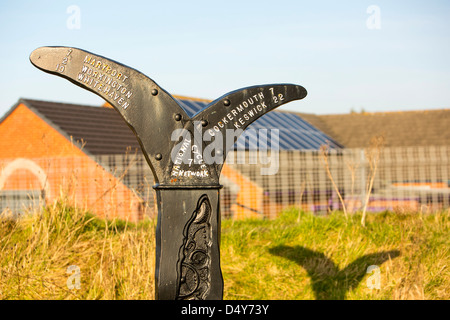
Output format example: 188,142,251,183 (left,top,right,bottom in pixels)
0,200,448,300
